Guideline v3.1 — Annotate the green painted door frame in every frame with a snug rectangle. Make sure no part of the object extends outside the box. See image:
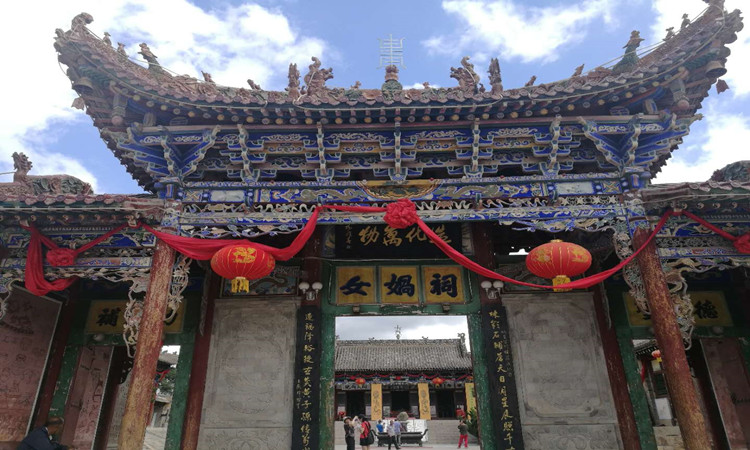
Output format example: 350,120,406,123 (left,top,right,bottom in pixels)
318,260,496,448
48,289,200,448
